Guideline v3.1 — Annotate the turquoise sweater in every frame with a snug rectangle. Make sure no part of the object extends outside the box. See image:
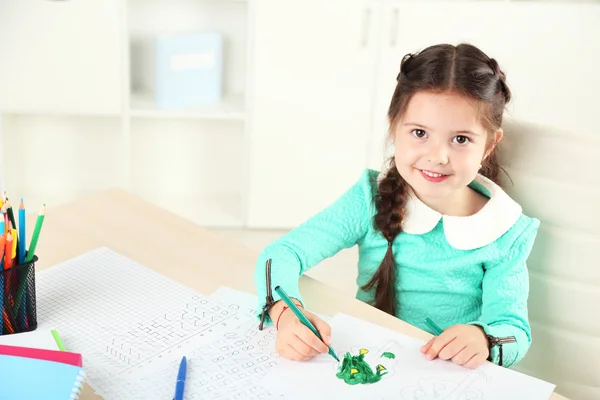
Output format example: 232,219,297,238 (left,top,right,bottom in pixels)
254,169,540,367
